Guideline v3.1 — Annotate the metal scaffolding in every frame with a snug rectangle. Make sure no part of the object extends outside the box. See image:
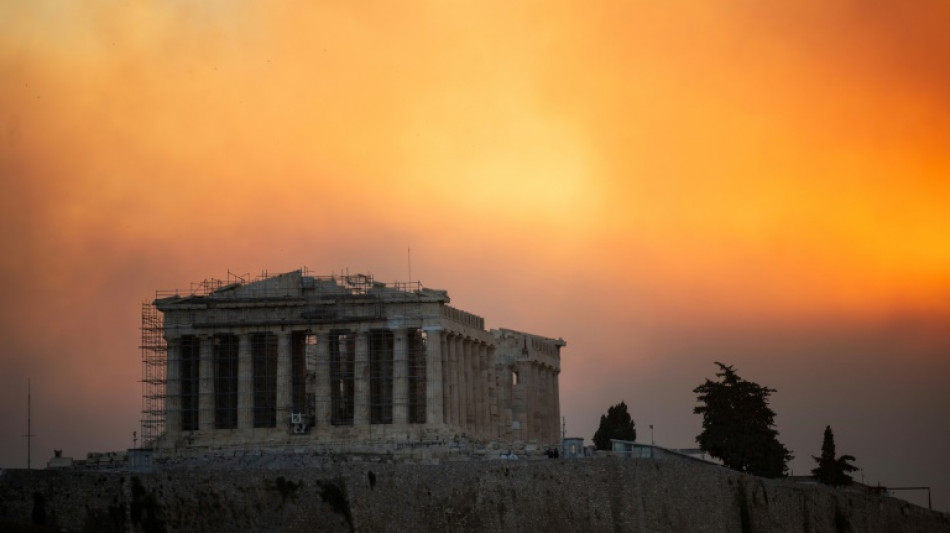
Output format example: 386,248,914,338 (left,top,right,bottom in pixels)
140,301,166,447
